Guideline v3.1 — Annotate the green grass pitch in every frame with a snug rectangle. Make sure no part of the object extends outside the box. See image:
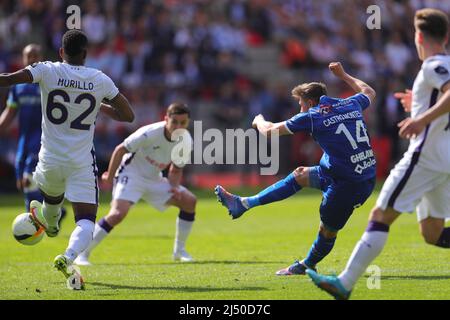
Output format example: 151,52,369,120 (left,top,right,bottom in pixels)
0,188,449,300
